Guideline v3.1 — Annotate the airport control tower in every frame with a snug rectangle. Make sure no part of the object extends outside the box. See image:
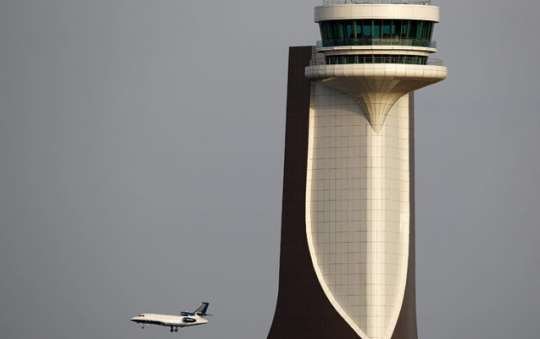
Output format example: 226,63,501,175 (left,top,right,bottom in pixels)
268,1,447,339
